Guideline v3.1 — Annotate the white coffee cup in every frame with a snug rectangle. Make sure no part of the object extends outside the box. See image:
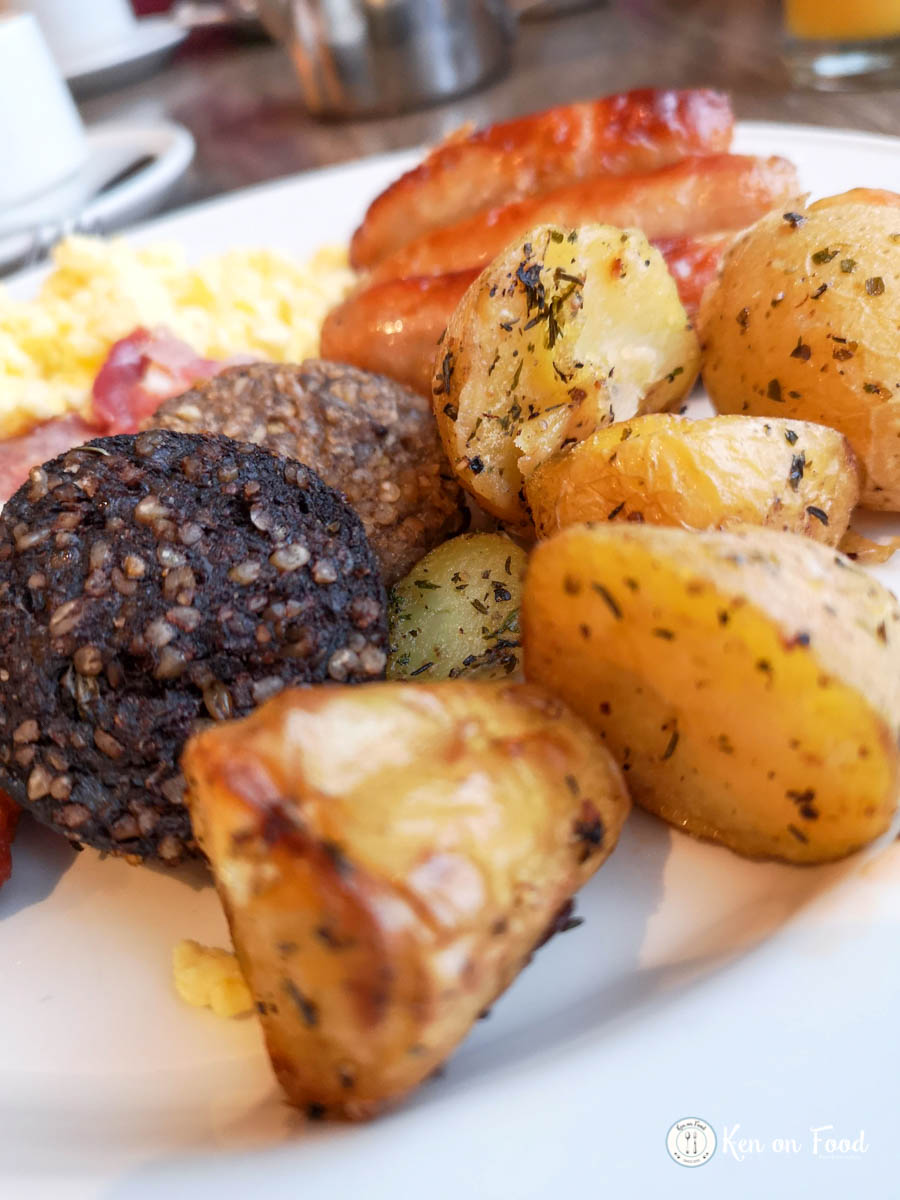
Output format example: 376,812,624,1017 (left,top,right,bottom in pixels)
0,12,88,212
2,0,137,73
